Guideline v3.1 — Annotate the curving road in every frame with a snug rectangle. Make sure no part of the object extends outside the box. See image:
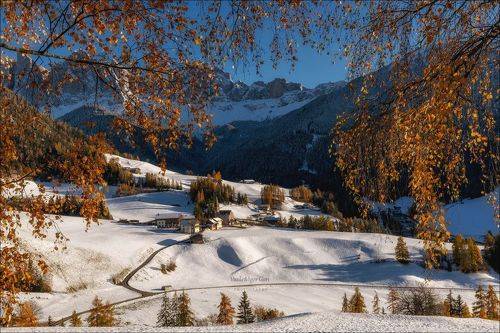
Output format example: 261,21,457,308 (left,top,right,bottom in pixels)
53,236,191,325
119,237,191,296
